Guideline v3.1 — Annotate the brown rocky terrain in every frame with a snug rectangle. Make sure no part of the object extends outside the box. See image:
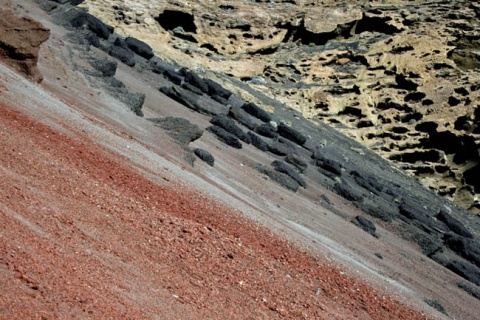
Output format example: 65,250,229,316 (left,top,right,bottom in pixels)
79,0,480,213
1,0,480,319
0,8,49,82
